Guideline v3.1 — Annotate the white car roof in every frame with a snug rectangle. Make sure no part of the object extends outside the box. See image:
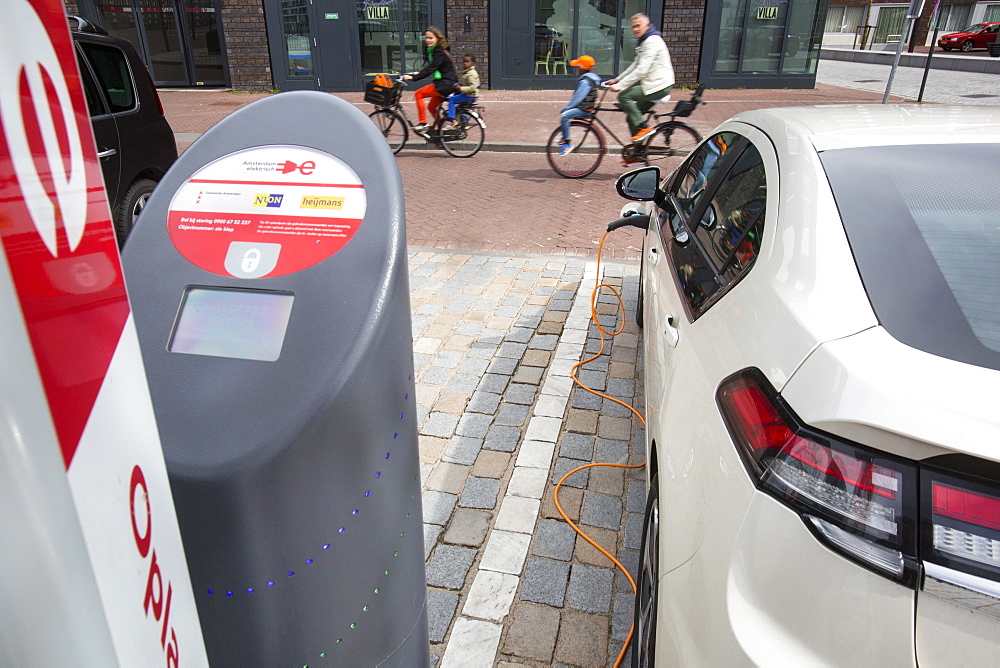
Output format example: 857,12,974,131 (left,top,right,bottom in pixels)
730,104,1000,152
